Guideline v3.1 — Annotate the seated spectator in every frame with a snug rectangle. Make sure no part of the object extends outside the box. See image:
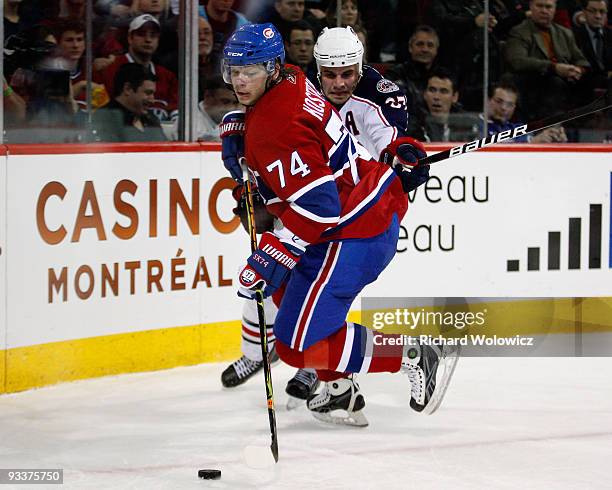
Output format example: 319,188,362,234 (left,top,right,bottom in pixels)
52,20,110,110
260,0,323,37
481,81,568,142
169,76,241,141
7,25,58,101
159,16,219,83
4,0,32,40
23,69,85,143
325,0,361,28
284,19,317,82
429,0,525,109
386,25,442,92
416,67,480,142
573,0,612,91
504,0,590,119
91,62,166,141
96,14,179,122
200,0,250,63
